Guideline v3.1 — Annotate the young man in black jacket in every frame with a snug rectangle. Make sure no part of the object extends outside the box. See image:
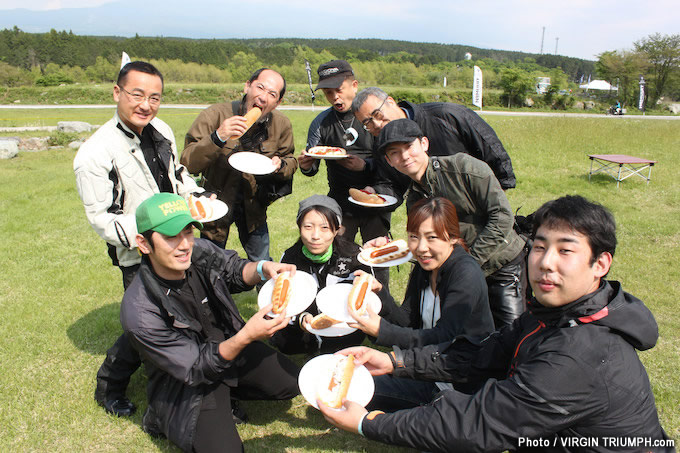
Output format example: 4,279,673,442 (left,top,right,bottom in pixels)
319,195,673,453
120,193,299,452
